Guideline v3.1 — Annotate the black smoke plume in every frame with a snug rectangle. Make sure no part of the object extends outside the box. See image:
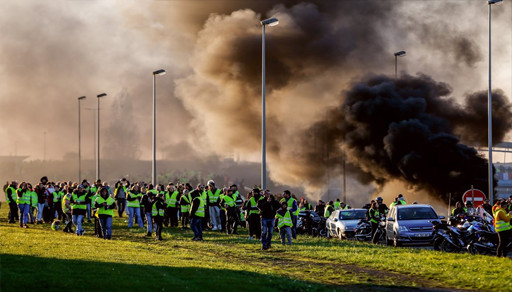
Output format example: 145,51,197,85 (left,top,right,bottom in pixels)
307,74,512,202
